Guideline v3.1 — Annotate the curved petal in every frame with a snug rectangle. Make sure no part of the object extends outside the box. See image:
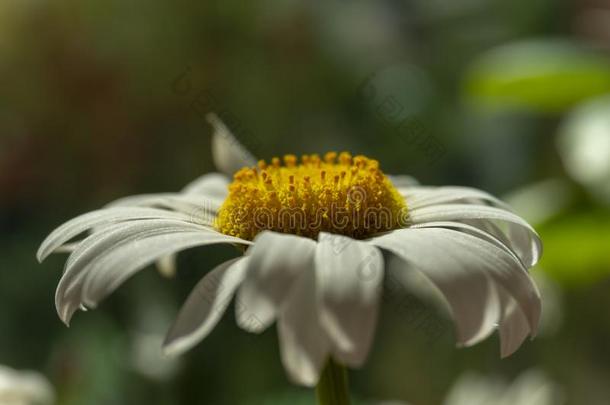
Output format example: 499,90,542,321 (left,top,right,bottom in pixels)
106,193,221,219
56,219,204,323
410,221,526,267
81,230,250,311
37,207,192,263
277,269,331,387
236,231,316,333
497,286,532,358
156,254,177,278
55,220,248,324
408,203,542,268
376,230,500,346
370,228,541,350
208,113,257,176
315,233,384,367
163,257,249,356
404,186,512,211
